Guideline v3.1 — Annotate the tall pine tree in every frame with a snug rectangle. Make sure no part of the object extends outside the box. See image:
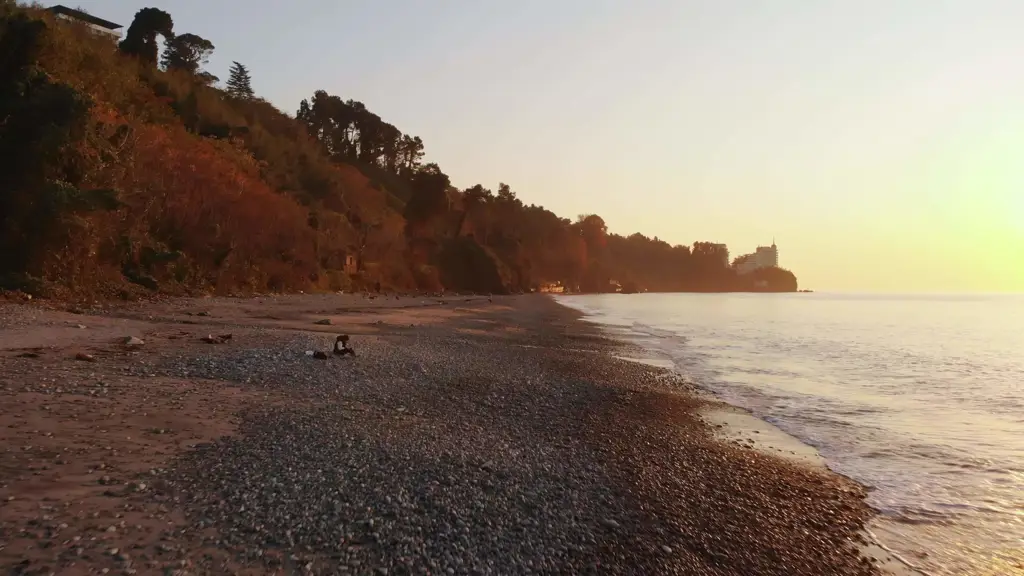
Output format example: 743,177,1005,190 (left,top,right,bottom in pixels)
161,33,215,75
226,61,254,99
